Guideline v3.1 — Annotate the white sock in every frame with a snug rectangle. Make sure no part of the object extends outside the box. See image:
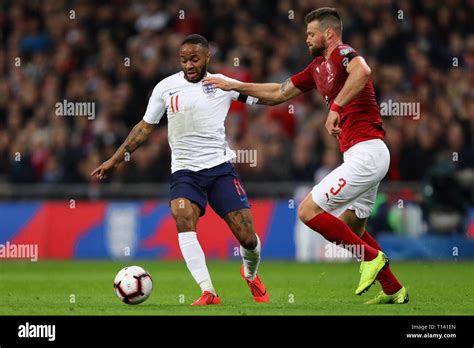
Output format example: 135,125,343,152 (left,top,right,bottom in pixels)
240,234,261,281
178,232,215,294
